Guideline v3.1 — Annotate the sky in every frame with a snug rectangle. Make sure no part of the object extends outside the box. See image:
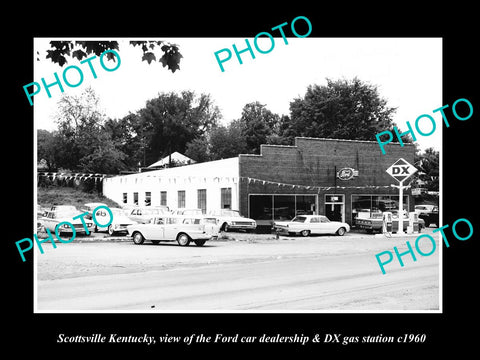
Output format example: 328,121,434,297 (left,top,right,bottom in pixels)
33,37,442,151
